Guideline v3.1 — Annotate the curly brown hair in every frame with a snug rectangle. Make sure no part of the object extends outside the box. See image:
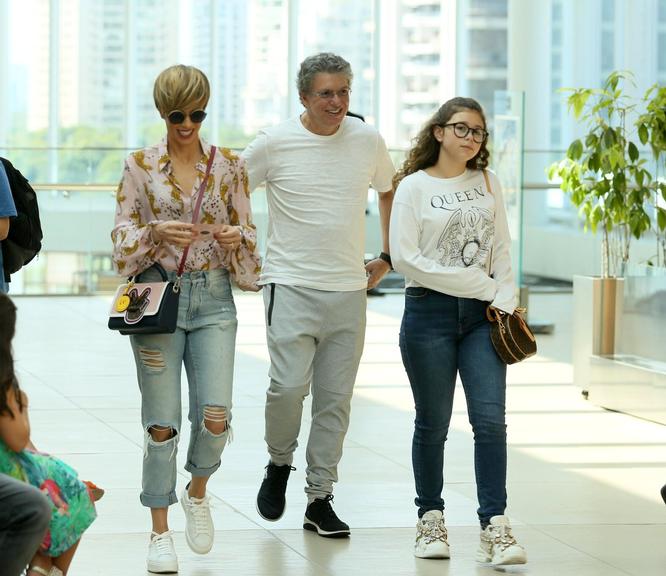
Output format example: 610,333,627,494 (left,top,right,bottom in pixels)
393,97,489,190
0,294,22,418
